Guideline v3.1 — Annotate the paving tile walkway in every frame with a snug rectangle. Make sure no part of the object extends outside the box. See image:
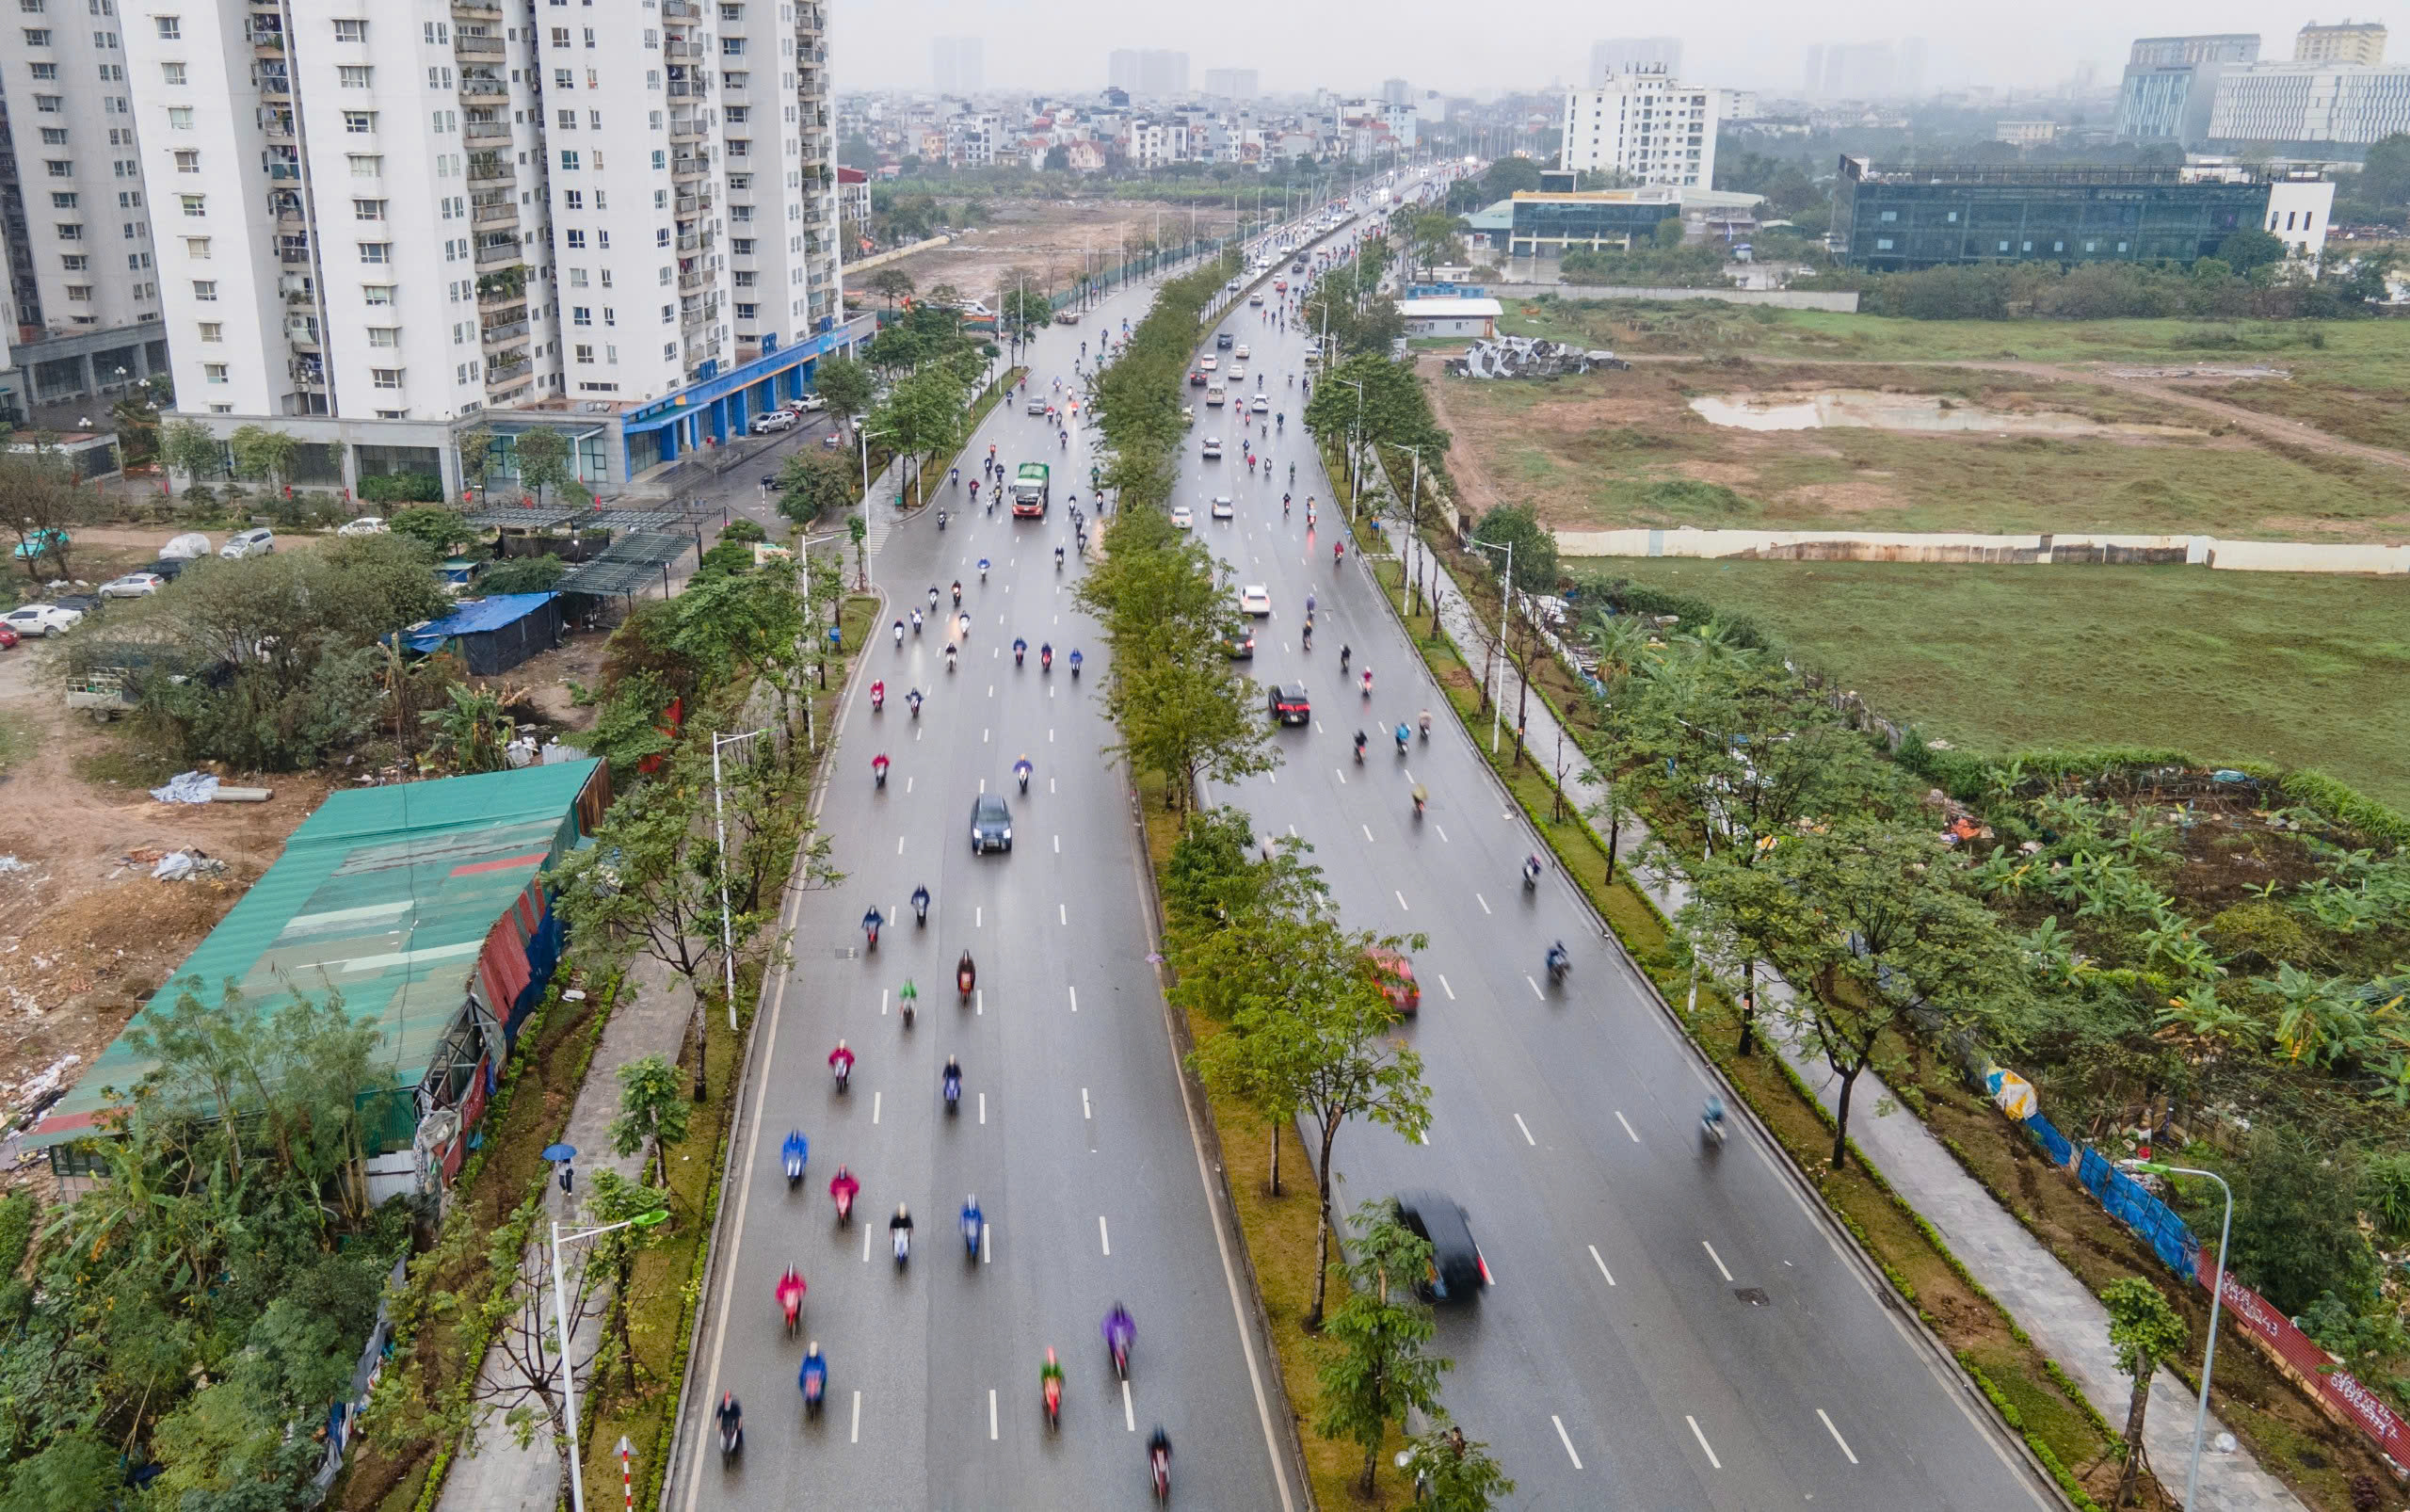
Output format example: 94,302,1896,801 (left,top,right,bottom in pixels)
1379,518,2305,1512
